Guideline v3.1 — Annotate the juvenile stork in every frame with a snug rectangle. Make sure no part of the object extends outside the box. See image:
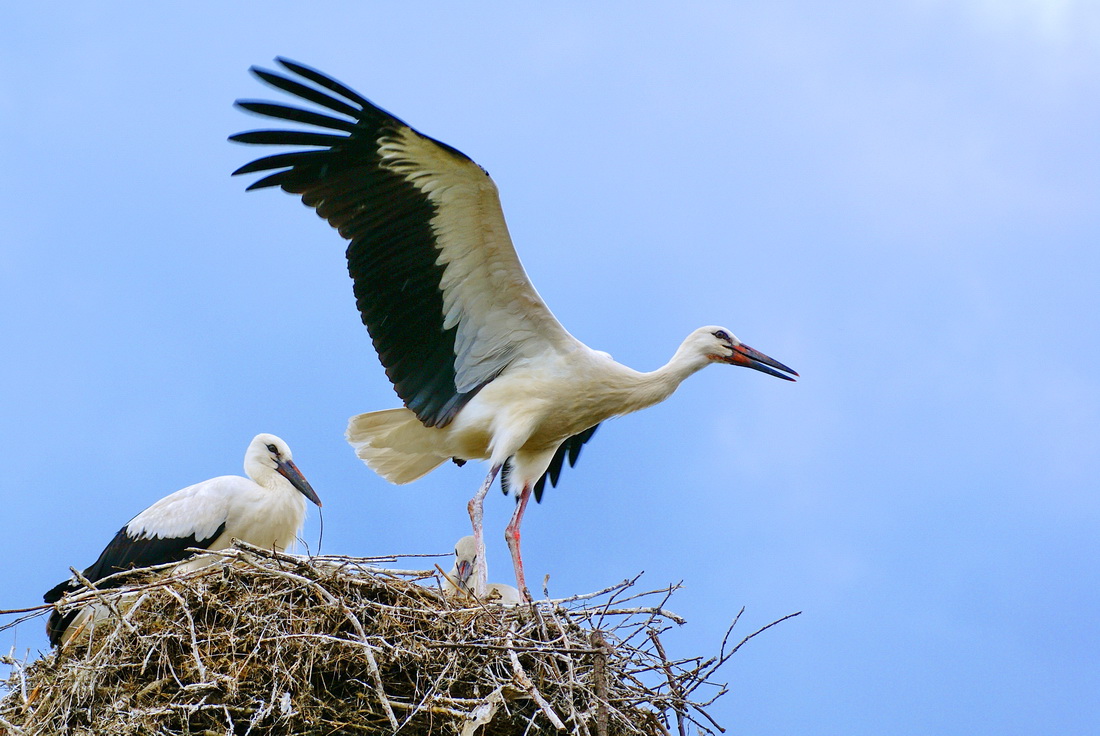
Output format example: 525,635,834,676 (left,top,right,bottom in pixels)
230,59,797,600
442,535,522,606
43,433,321,646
